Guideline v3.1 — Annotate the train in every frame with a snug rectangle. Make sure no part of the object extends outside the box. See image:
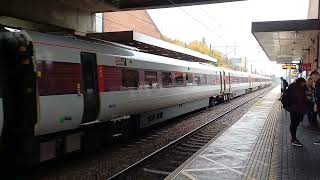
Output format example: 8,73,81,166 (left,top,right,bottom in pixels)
0,30,271,165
